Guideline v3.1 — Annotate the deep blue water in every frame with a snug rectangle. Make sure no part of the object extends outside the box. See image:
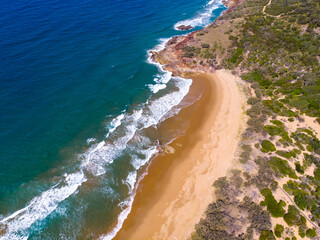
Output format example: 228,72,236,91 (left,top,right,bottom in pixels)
0,0,226,239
